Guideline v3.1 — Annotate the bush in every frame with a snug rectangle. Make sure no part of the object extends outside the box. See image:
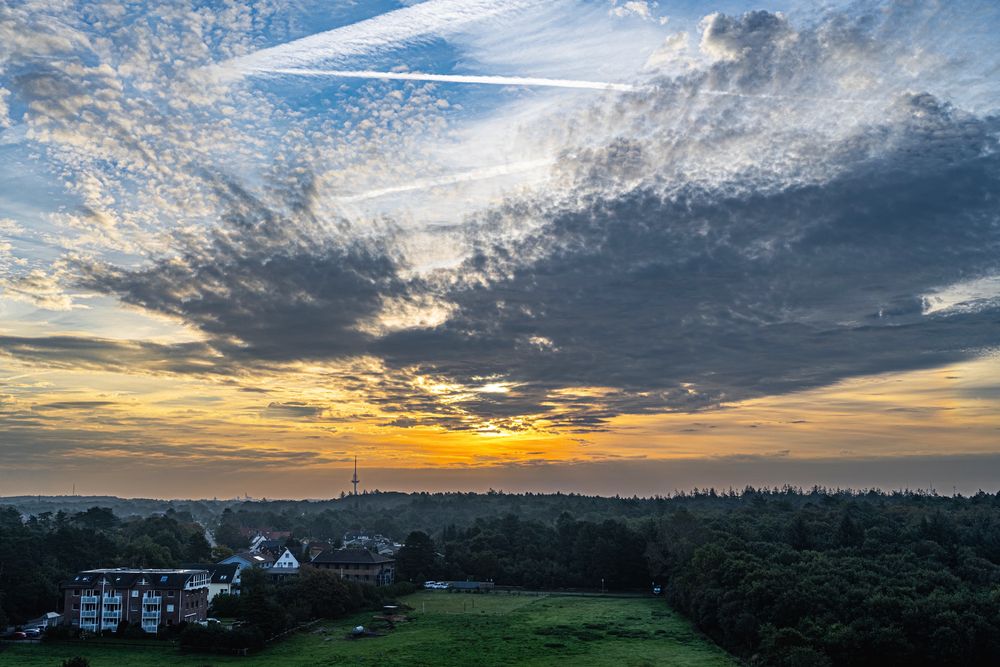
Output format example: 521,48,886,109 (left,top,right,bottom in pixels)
42,625,75,641
209,592,241,617
61,658,90,667
179,623,265,653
